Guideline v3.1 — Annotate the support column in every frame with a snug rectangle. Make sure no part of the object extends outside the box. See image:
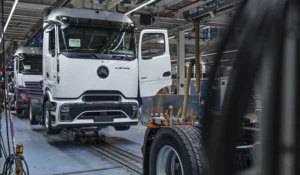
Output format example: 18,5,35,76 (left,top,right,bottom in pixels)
177,31,185,95
195,23,201,93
